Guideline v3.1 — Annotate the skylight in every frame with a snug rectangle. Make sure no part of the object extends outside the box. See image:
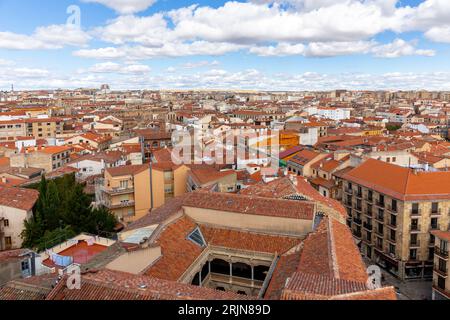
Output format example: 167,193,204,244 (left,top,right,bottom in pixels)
188,227,206,247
